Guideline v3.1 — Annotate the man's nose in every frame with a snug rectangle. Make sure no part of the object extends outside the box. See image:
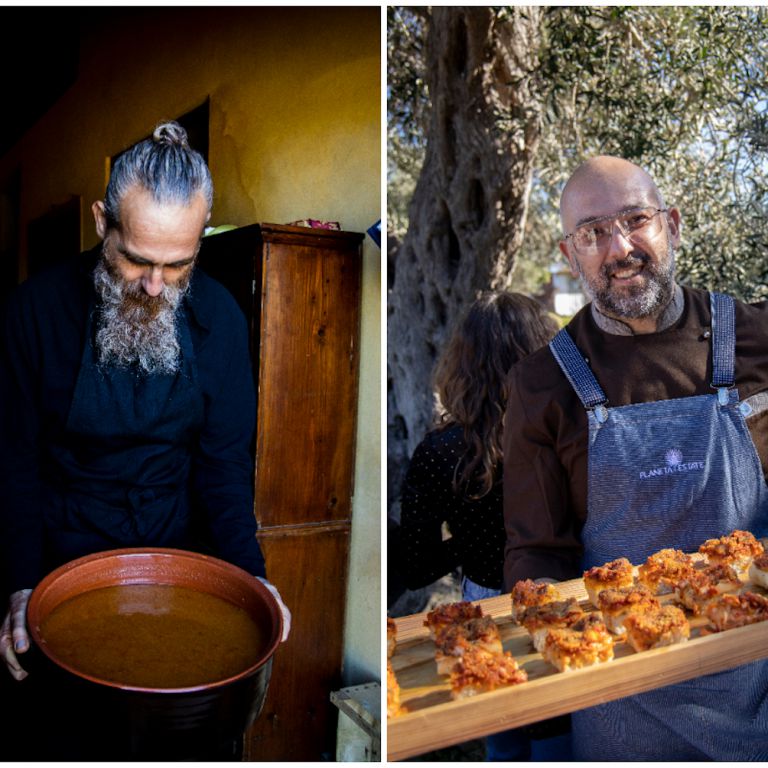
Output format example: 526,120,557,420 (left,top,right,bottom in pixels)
606,221,634,259
142,266,165,297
